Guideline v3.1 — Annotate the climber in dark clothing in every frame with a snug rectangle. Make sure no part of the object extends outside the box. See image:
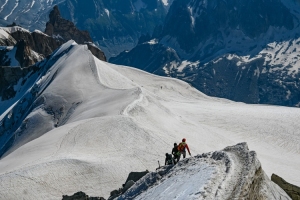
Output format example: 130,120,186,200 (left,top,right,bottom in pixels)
172,143,179,164
165,153,174,165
